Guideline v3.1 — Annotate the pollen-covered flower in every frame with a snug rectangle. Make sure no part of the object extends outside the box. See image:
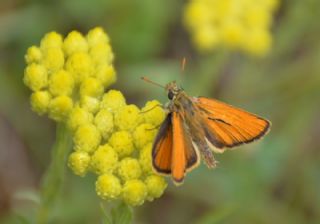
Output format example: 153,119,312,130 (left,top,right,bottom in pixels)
183,0,279,56
24,28,168,207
